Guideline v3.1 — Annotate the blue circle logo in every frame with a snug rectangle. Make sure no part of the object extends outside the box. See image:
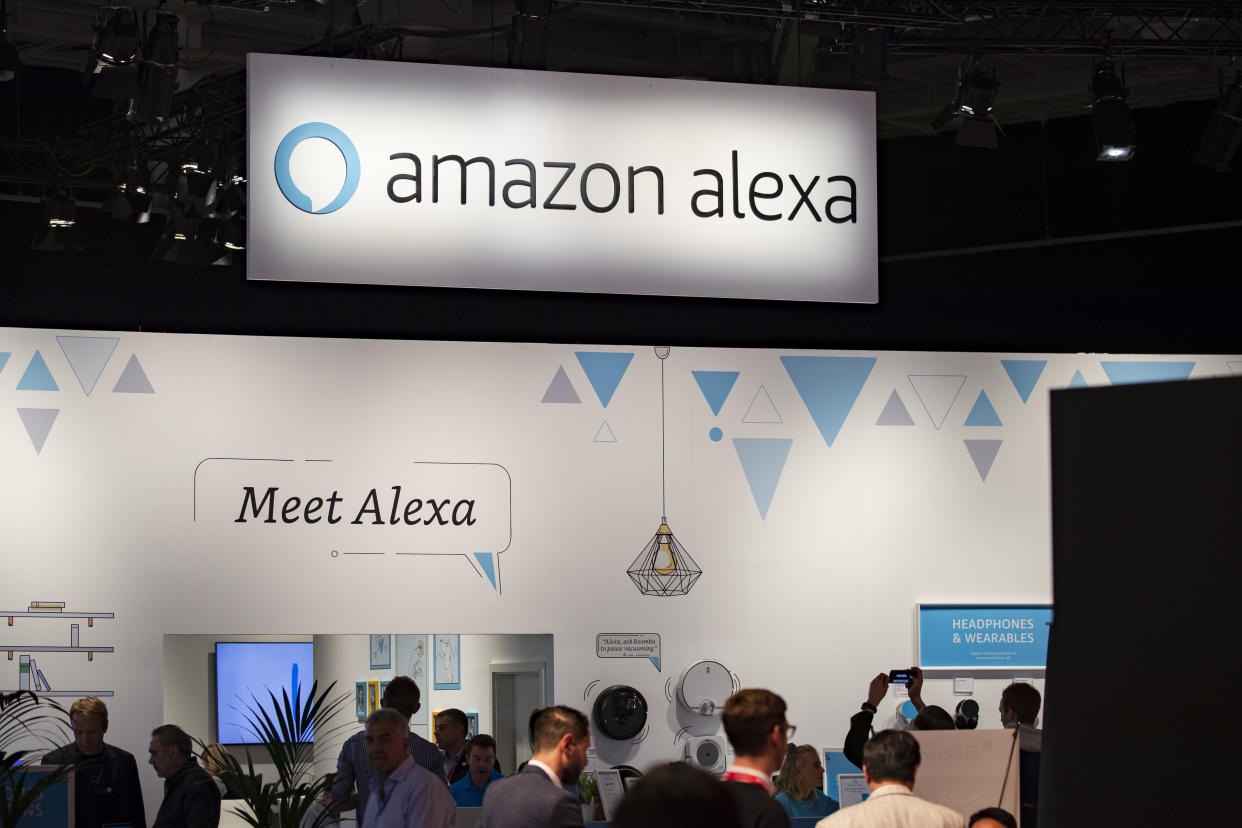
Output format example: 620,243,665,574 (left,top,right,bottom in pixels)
274,122,361,214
